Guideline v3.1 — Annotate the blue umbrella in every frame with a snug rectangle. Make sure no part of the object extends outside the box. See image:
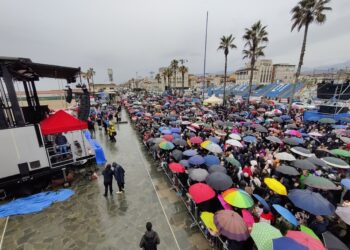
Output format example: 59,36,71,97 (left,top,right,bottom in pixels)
332,125,347,129
281,115,291,120
272,204,298,226
204,155,220,167
189,155,205,166
171,127,181,133
172,133,181,139
273,237,308,250
208,136,220,144
161,129,172,135
136,112,144,116
252,194,270,211
179,160,190,168
292,137,304,144
159,126,169,132
243,136,257,143
183,149,198,157
341,179,350,189
288,189,335,216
